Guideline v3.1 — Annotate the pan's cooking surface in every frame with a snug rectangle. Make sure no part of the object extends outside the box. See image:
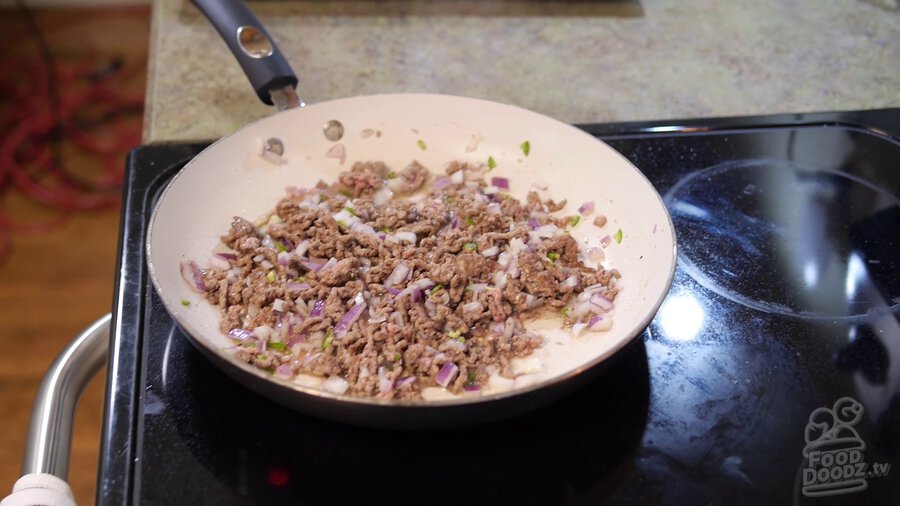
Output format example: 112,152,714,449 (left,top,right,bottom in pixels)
100,110,900,505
